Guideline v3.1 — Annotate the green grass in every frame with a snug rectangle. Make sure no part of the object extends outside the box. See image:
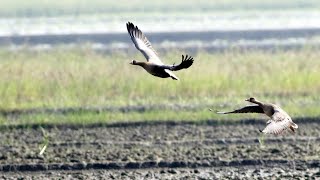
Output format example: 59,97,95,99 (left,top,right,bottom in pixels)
0,47,319,126
0,0,319,17
1,106,320,127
